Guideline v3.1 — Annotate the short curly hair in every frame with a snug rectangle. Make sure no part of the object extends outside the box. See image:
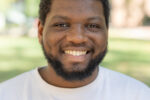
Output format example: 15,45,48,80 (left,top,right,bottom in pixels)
39,0,110,28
